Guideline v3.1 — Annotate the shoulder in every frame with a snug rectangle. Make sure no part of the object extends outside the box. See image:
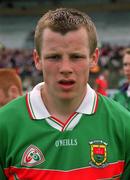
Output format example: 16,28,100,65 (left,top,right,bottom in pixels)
0,95,26,112
97,94,130,137
98,93,130,118
0,95,26,126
